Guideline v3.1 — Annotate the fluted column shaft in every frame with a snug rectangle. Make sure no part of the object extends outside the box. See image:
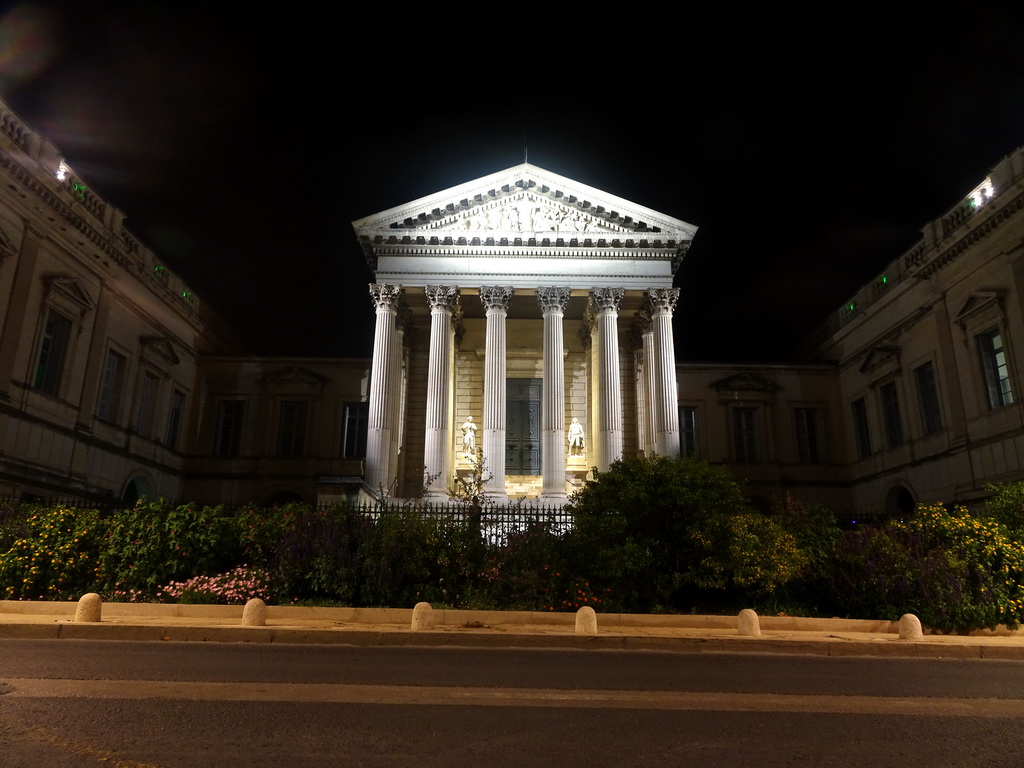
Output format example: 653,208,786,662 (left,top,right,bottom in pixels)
538,287,570,500
481,287,512,498
648,288,681,458
591,288,624,472
638,310,657,457
422,286,459,499
366,284,401,493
